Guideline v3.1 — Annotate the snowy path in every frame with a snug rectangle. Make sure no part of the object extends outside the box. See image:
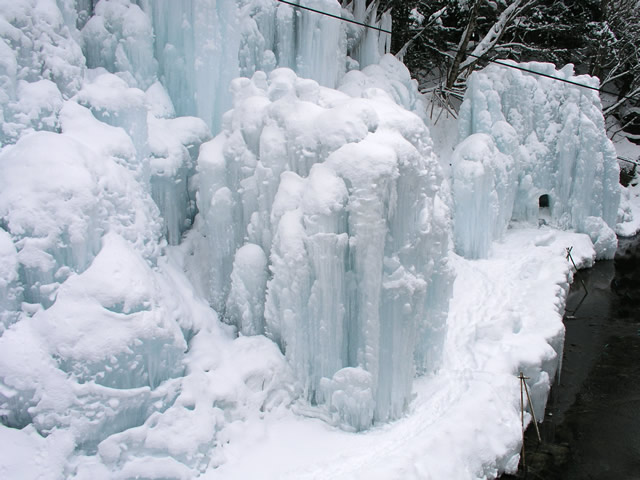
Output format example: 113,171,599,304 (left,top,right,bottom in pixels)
207,227,596,480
